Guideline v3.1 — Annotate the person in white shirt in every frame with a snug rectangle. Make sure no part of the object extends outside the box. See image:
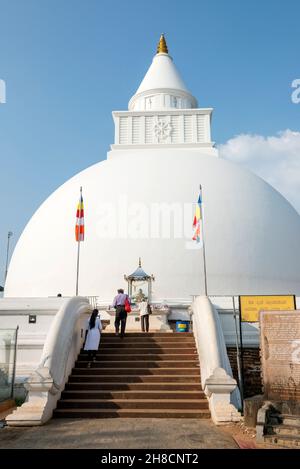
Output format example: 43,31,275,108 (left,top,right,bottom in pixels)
139,300,151,332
